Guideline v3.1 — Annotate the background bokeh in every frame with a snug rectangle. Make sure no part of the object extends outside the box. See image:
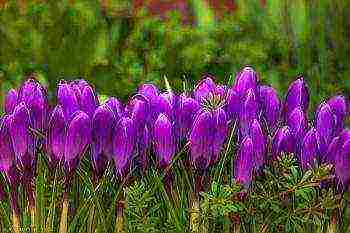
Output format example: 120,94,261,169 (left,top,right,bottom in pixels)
0,0,349,115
